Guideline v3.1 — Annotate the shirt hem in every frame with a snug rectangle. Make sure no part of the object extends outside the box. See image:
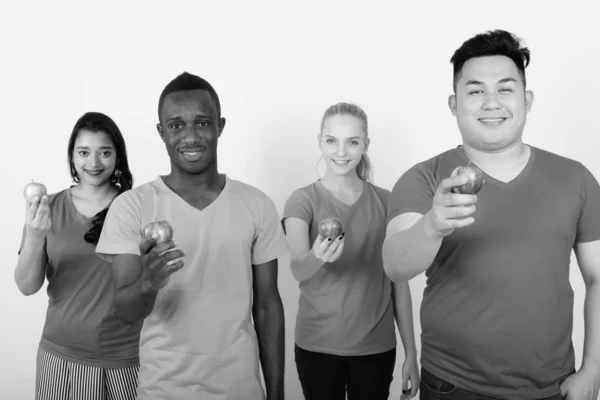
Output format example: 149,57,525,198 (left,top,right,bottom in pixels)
295,340,397,357
421,360,562,400
40,339,139,369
